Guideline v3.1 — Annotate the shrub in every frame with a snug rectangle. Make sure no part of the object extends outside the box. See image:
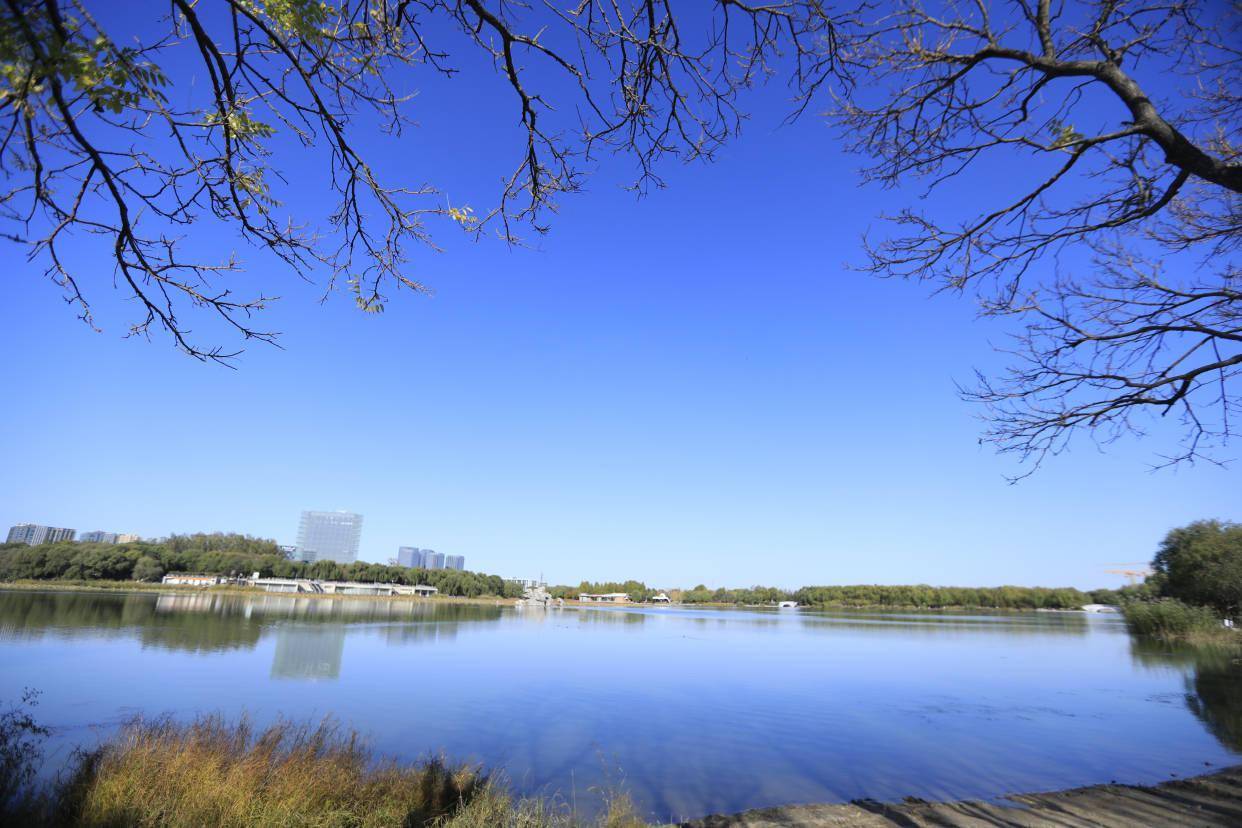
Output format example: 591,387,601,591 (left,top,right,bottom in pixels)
0,690,48,822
